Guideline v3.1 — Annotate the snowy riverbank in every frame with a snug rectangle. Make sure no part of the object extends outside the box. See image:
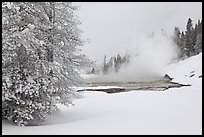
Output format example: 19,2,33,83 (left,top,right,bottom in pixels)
2,53,202,135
